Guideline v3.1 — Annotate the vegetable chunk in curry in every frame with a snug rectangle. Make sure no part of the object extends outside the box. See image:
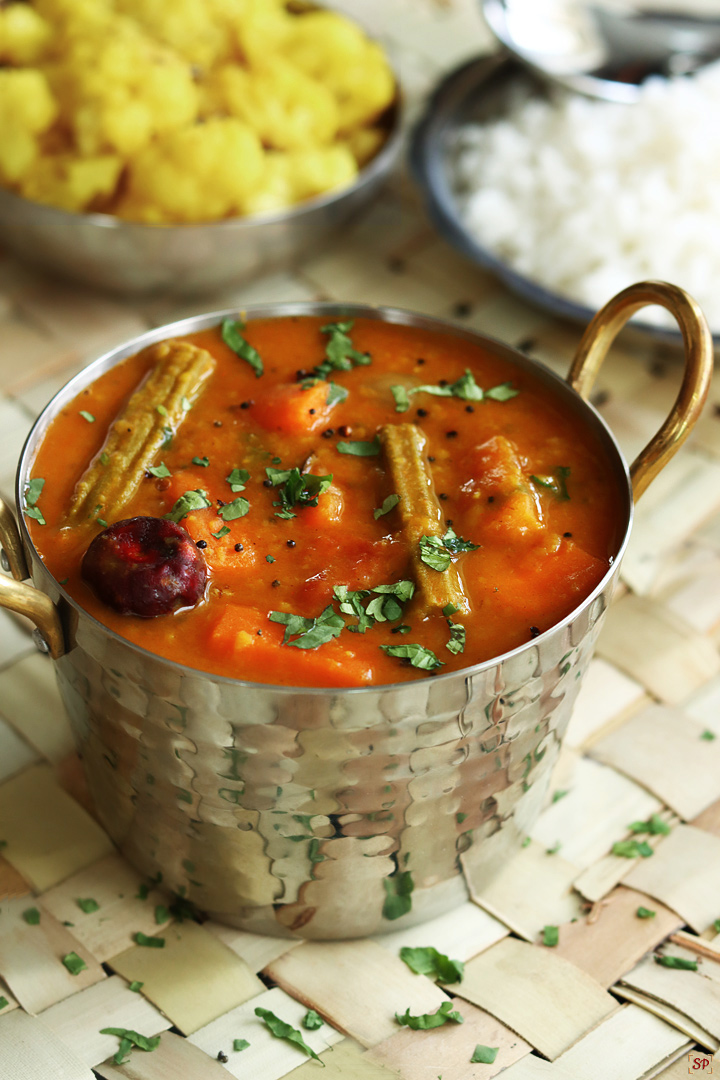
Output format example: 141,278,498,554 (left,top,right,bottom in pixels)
26,316,622,687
